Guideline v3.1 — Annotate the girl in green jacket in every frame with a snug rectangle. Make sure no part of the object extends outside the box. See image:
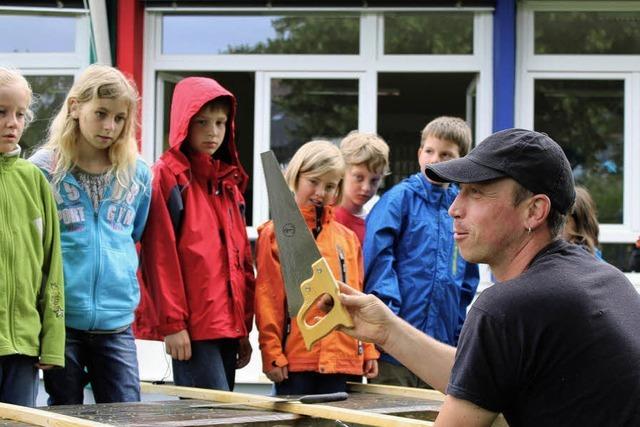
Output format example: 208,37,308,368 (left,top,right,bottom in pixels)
0,67,65,407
